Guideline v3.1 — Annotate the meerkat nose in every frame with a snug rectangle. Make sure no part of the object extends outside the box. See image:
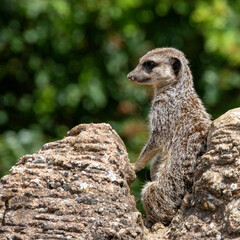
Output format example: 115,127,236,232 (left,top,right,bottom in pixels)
127,72,135,81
